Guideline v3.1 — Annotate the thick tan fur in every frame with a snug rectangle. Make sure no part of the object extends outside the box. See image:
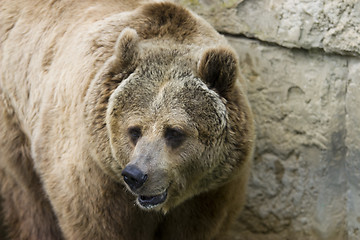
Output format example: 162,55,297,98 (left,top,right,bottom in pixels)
0,1,255,239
